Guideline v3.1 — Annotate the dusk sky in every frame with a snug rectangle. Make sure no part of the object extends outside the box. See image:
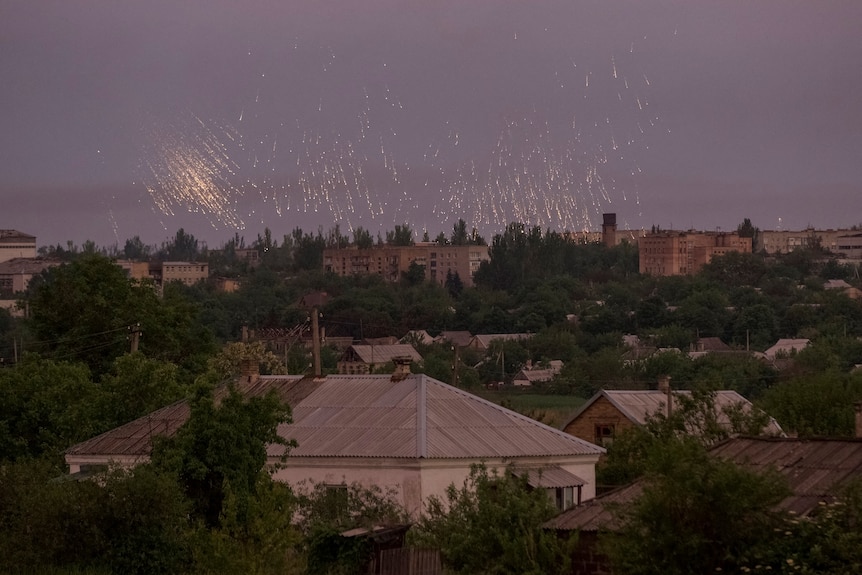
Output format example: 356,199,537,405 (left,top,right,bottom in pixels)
2,0,861,249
